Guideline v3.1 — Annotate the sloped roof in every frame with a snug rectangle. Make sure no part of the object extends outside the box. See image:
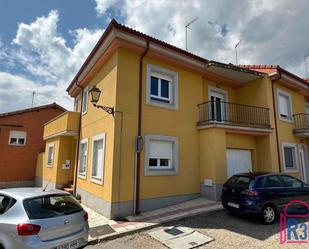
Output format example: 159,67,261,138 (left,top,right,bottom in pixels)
0,103,66,118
